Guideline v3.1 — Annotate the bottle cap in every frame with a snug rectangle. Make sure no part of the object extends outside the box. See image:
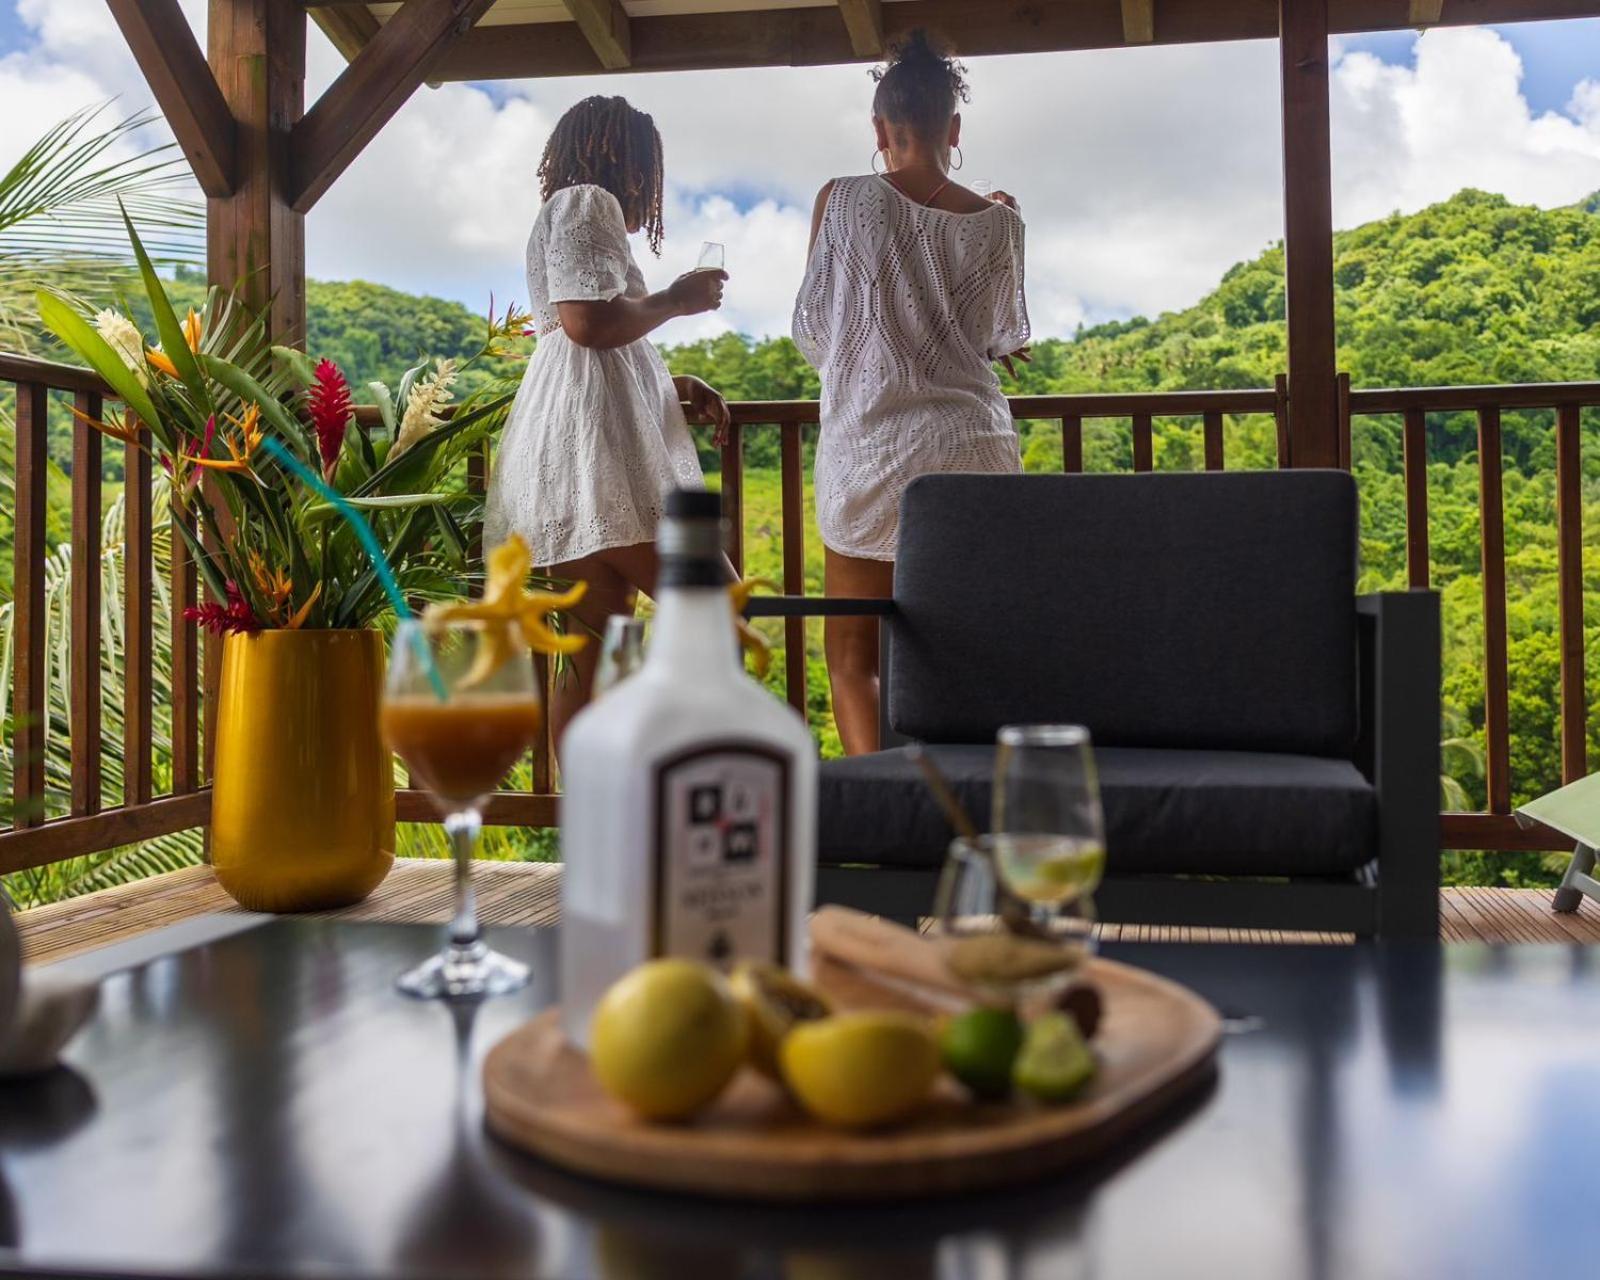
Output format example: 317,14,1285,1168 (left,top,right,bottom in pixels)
664,489,723,521
658,488,728,585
